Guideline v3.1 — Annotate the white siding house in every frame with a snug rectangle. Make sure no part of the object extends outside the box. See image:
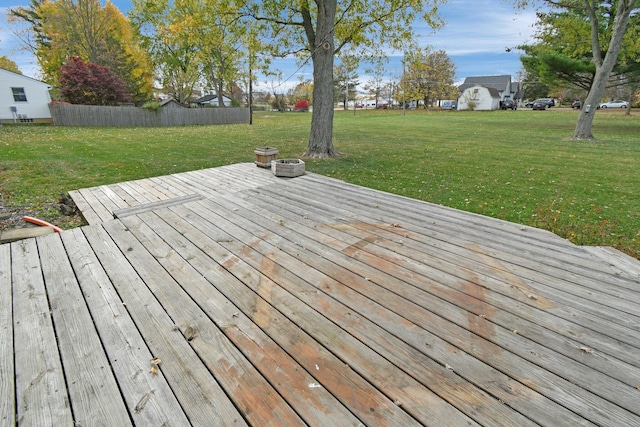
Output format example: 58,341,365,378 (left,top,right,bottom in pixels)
0,68,53,124
456,75,521,111
457,85,501,111
192,94,233,107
